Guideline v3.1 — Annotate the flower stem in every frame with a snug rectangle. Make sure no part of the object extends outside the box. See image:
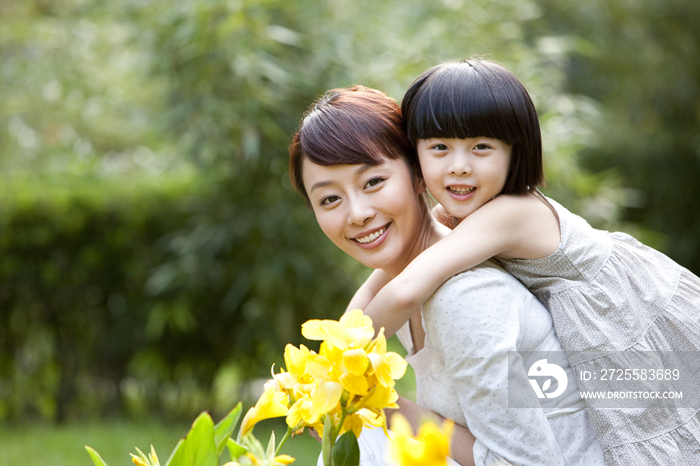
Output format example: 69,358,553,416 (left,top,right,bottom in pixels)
275,426,292,456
